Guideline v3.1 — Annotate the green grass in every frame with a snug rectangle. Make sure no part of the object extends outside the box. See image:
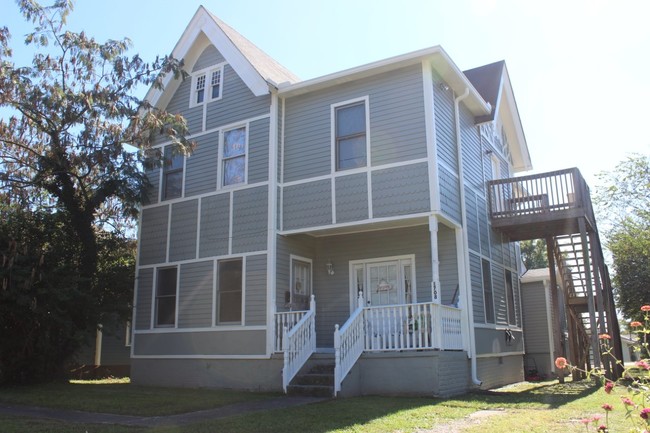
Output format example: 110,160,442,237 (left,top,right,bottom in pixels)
0,378,278,416
1,378,643,433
